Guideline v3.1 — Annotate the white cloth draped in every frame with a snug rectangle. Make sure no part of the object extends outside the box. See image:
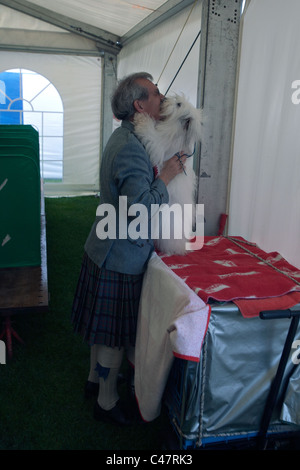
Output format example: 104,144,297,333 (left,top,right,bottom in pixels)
134,253,210,422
